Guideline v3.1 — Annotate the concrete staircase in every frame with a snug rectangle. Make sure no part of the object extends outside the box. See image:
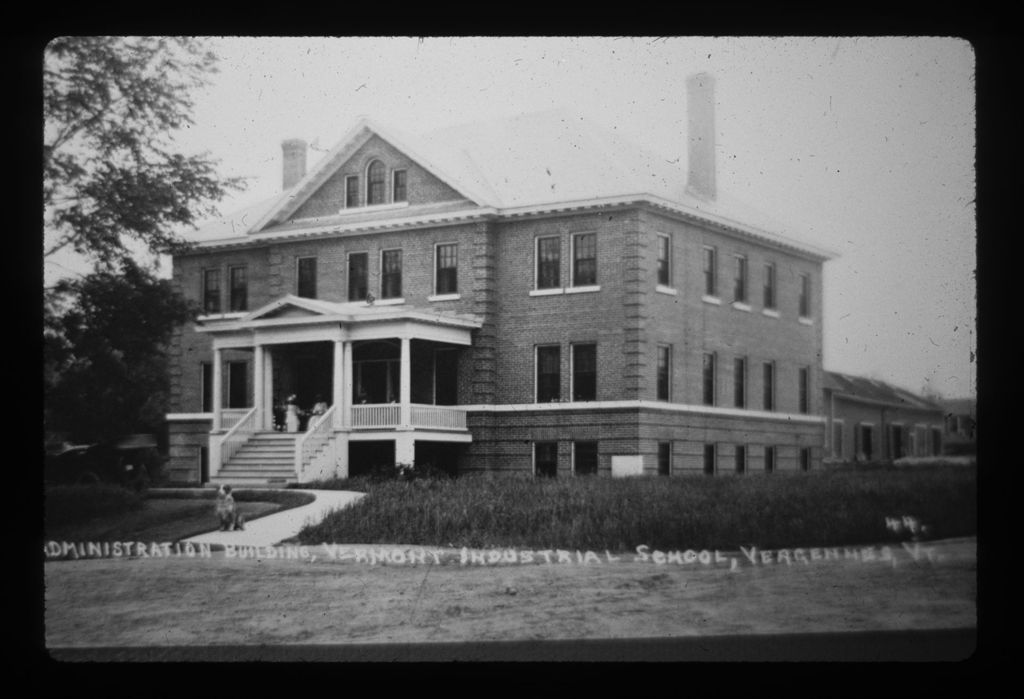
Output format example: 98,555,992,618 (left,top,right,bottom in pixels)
210,432,298,486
